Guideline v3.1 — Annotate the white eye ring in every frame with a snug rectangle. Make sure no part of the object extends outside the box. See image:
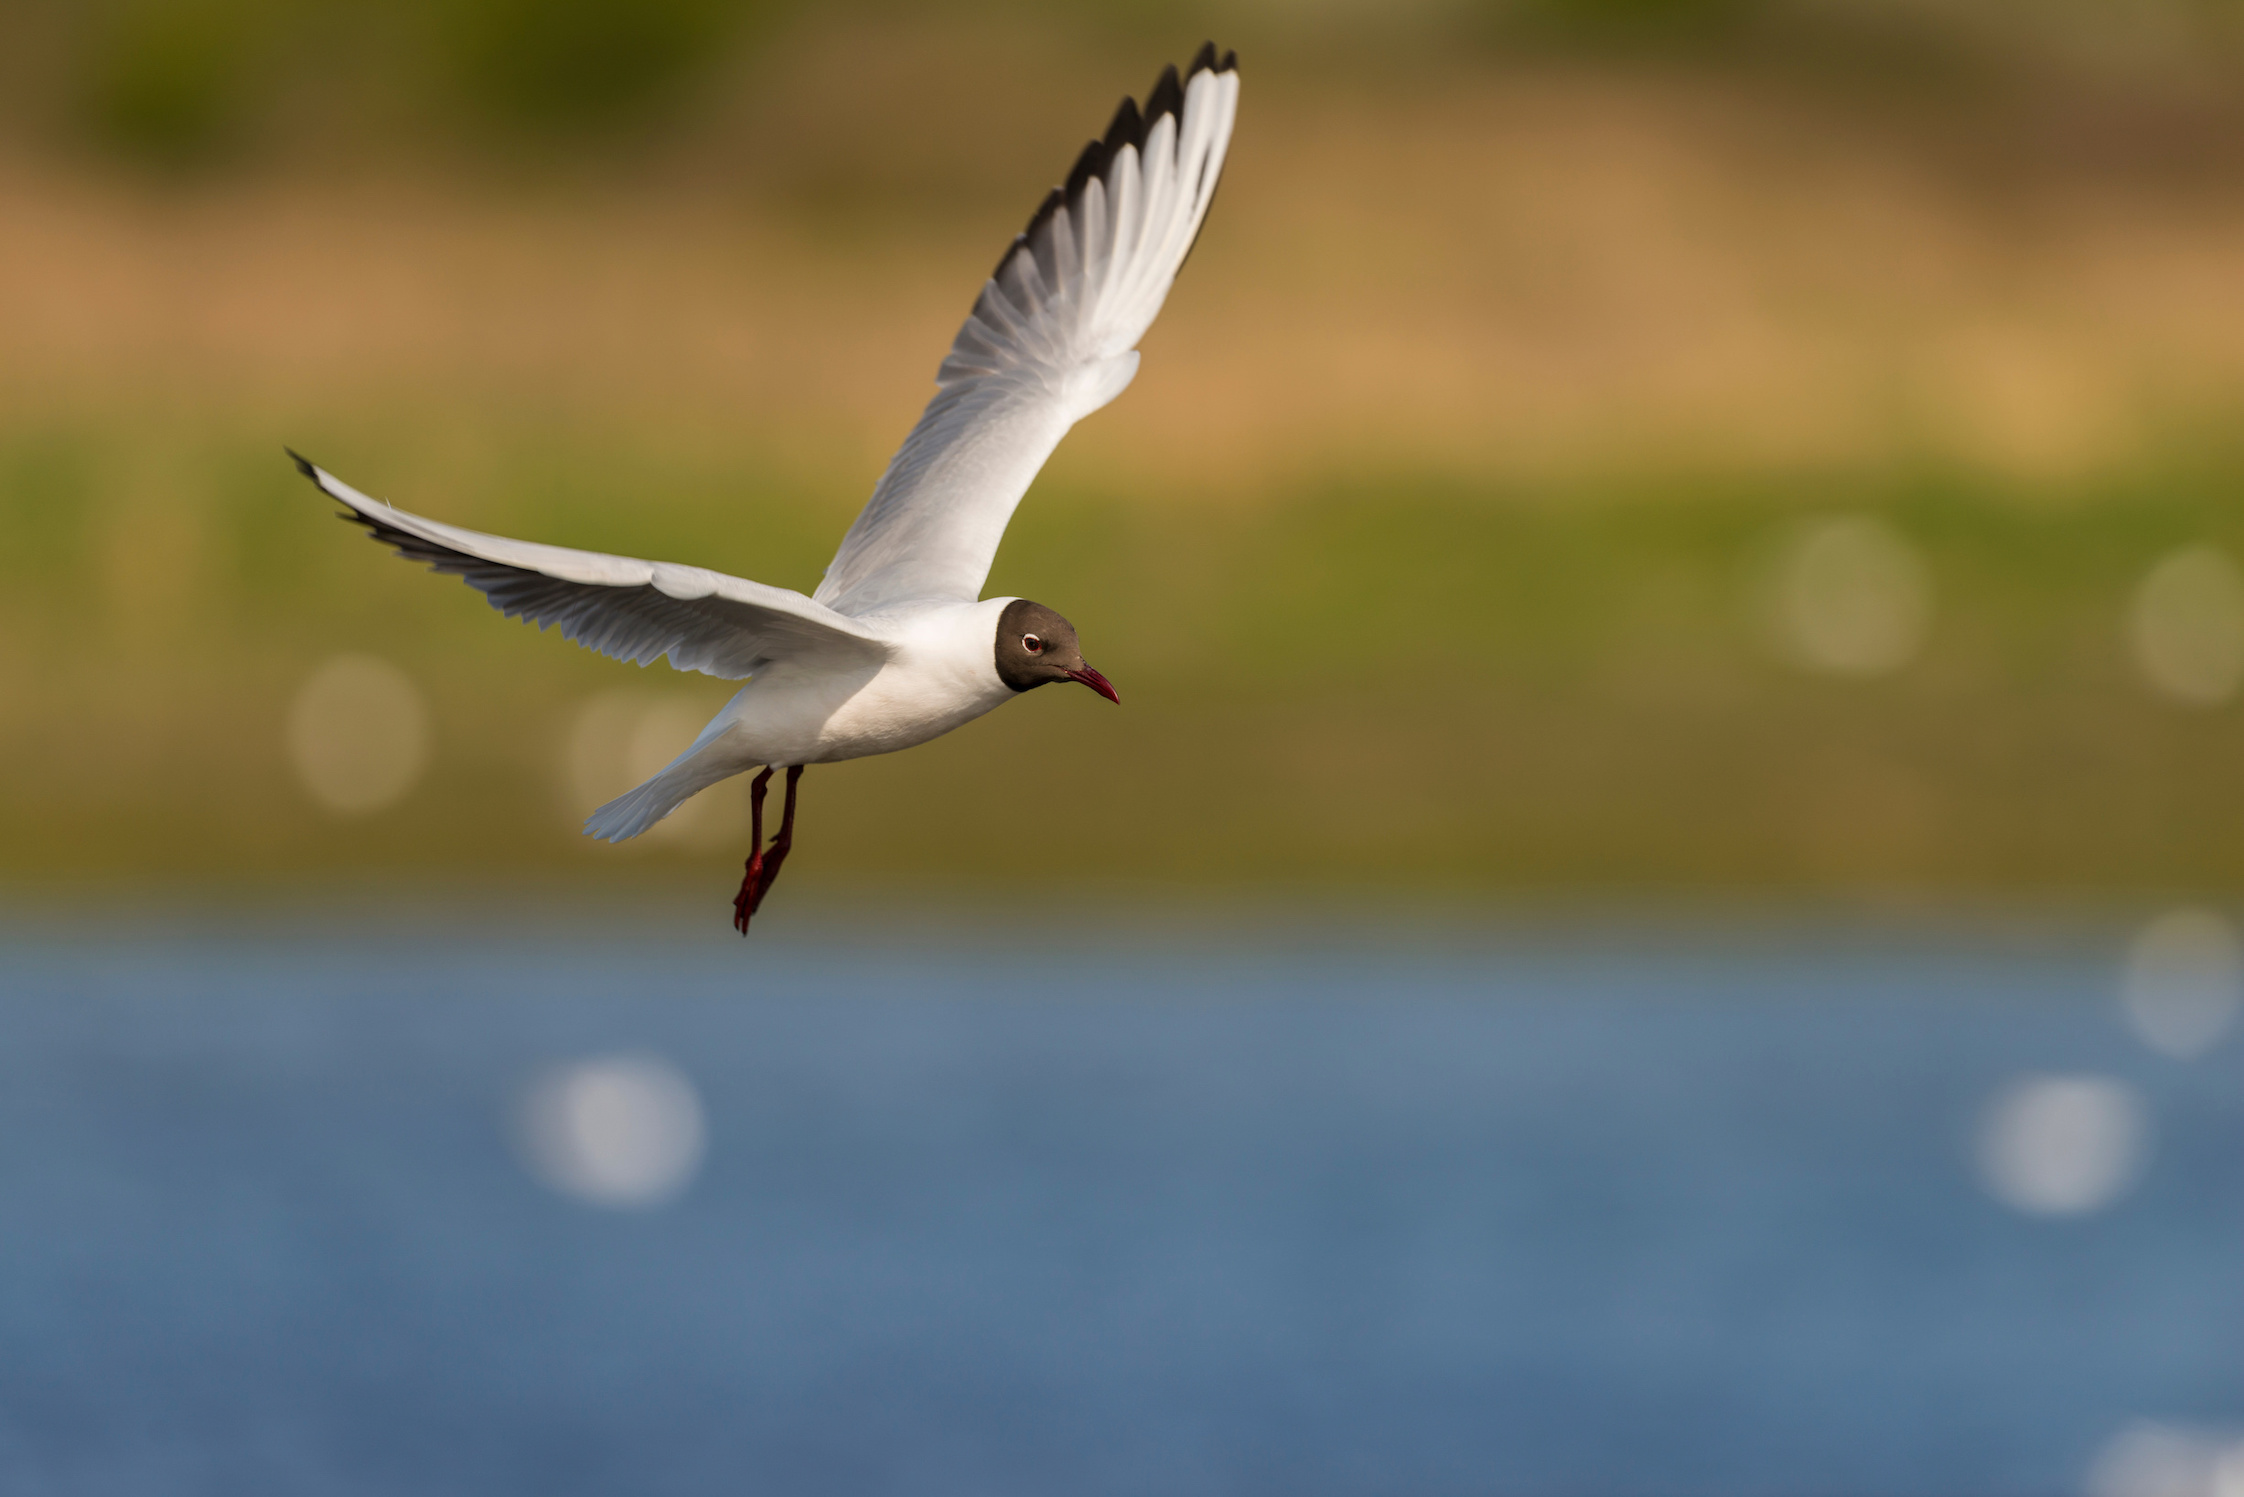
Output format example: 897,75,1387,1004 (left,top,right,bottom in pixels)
1022,634,1044,654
